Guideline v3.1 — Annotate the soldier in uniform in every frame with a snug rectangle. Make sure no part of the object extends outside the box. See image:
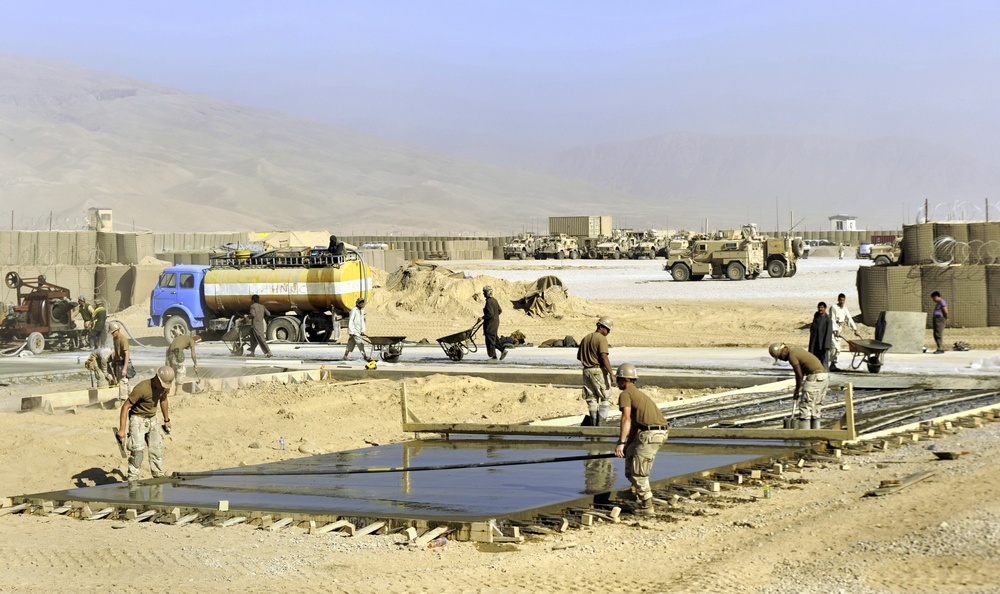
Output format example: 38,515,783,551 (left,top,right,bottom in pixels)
108,321,131,395
76,296,95,348
576,317,614,426
614,363,668,516
769,343,828,428
91,299,108,348
117,366,174,482
166,334,200,384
